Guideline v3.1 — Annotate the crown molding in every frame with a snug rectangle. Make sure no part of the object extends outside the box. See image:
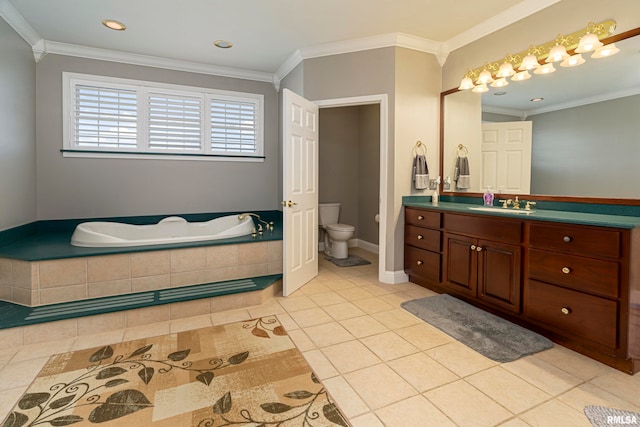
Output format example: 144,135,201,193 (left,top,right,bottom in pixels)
0,0,40,45
42,40,274,83
274,49,304,86
444,0,561,53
